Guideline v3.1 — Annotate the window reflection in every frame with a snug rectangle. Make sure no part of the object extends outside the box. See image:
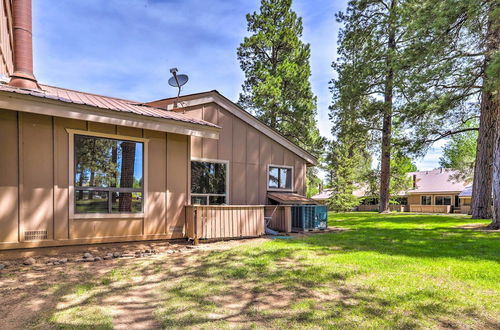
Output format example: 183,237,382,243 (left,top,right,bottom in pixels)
74,135,144,214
